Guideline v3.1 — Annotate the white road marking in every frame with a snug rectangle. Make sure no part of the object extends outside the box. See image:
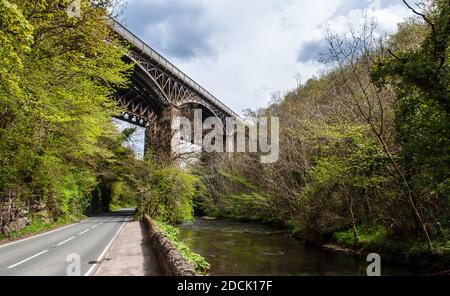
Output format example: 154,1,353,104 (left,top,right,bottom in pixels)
79,229,90,235
91,224,98,229
7,250,48,269
57,236,76,246
0,222,80,249
84,216,129,276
